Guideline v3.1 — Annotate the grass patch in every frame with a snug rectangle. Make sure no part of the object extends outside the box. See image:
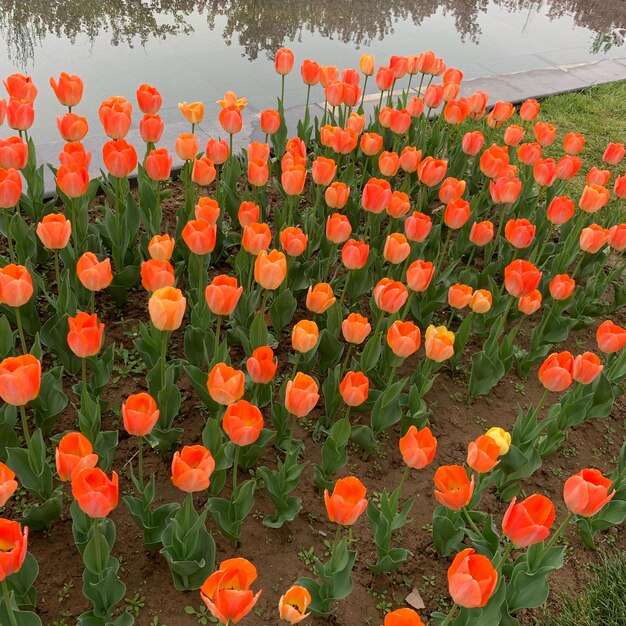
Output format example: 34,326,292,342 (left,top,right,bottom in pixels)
541,550,626,626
